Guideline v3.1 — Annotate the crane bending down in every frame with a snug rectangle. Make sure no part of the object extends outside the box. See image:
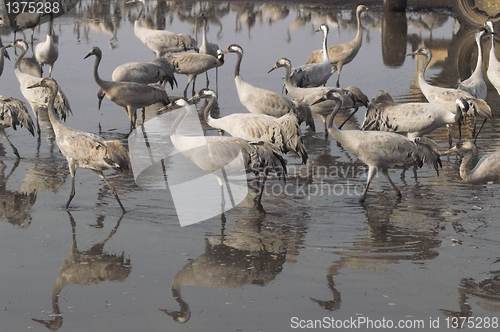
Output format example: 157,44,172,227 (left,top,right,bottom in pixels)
361,91,463,145
268,57,368,134
170,99,287,213
444,139,500,184
289,24,332,88
127,0,198,57
407,47,492,137
0,96,36,157
6,39,72,138
27,77,130,212
314,90,442,202
457,27,488,100
84,46,170,132
222,44,316,131
306,5,369,87
194,88,308,164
